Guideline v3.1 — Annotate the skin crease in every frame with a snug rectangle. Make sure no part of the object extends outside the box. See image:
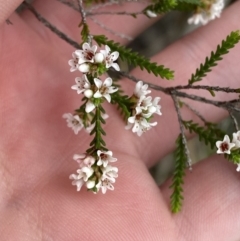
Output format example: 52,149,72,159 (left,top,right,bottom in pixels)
0,0,240,240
